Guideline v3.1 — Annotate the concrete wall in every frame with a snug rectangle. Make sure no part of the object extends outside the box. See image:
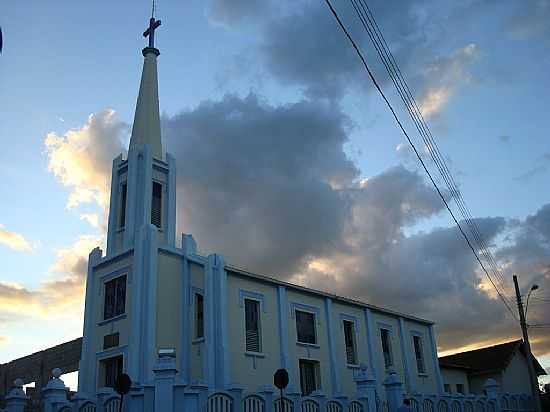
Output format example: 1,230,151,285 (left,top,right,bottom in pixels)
501,352,532,395
440,367,470,394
